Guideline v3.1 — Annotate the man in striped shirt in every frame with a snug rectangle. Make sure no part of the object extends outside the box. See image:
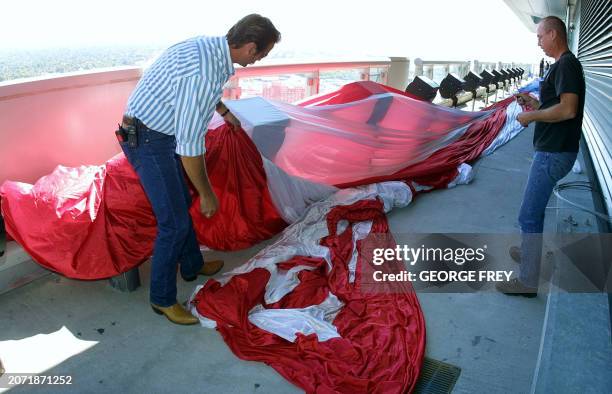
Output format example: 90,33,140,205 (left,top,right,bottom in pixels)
119,14,280,325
